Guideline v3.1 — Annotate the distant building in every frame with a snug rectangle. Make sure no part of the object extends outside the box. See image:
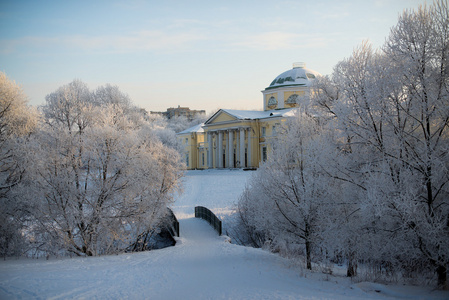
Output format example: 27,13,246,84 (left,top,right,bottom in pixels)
150,106,206,121
177,62,321,170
